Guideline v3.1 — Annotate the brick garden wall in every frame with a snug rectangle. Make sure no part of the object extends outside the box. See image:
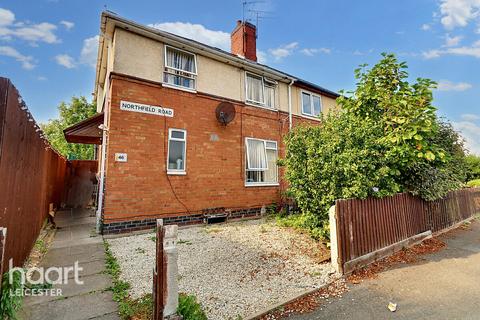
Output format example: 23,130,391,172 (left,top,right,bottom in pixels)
101,75,320,231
